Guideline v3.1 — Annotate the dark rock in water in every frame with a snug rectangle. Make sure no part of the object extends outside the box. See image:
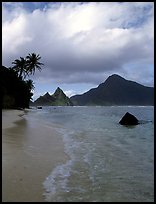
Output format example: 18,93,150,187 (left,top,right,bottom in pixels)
119,112,139,125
